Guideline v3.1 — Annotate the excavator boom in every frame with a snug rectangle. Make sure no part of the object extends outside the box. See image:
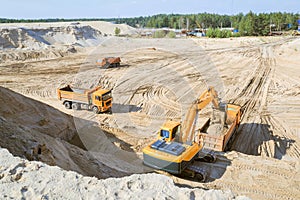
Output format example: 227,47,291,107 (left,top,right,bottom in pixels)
181,87,220,143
